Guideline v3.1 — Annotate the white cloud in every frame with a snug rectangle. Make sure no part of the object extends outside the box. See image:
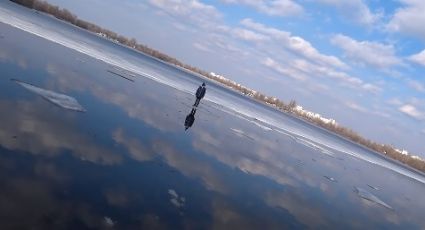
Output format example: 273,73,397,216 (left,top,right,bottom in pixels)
409,49,425,66
331,34,402,69
148,0,221,29
193,42,214,53
388,98,403,106
241,18,348,69
232,28,269,42
261,57,380,94
346,101,367,112
149,0,218,16
222,0,304,17
407,80,425,92
387,0,425,40
399,104,424,120
362,83,382,94
262,57,306,80
147,3,381,95
315,0,381,26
